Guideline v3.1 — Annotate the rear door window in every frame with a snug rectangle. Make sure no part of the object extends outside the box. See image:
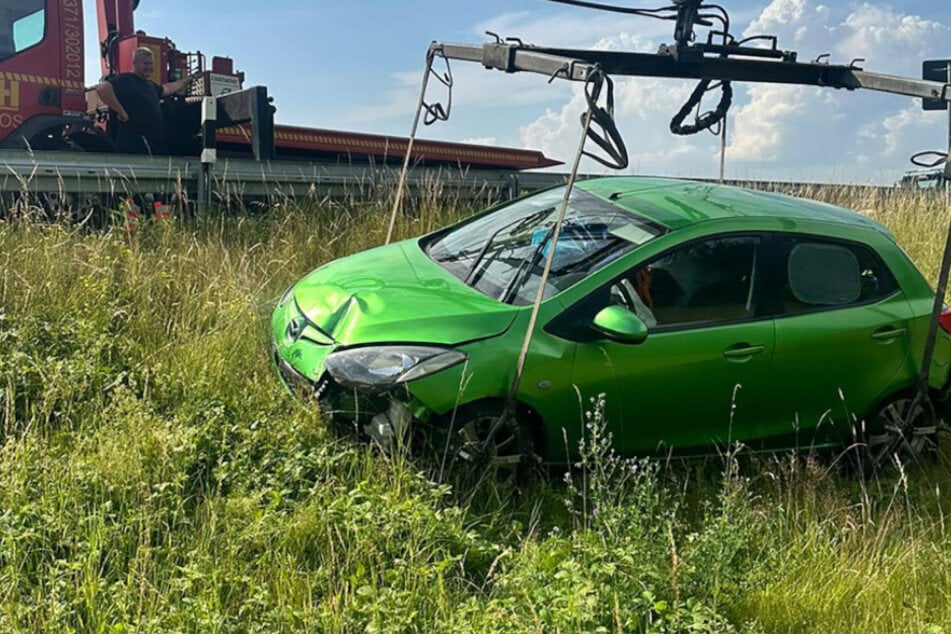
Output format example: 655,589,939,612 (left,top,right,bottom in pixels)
788,243,861,306
778,236,898,315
